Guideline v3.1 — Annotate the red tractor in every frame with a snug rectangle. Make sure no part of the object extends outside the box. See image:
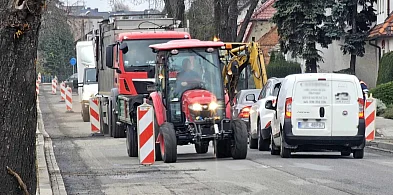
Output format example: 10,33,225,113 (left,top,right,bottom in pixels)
148,39,248,163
